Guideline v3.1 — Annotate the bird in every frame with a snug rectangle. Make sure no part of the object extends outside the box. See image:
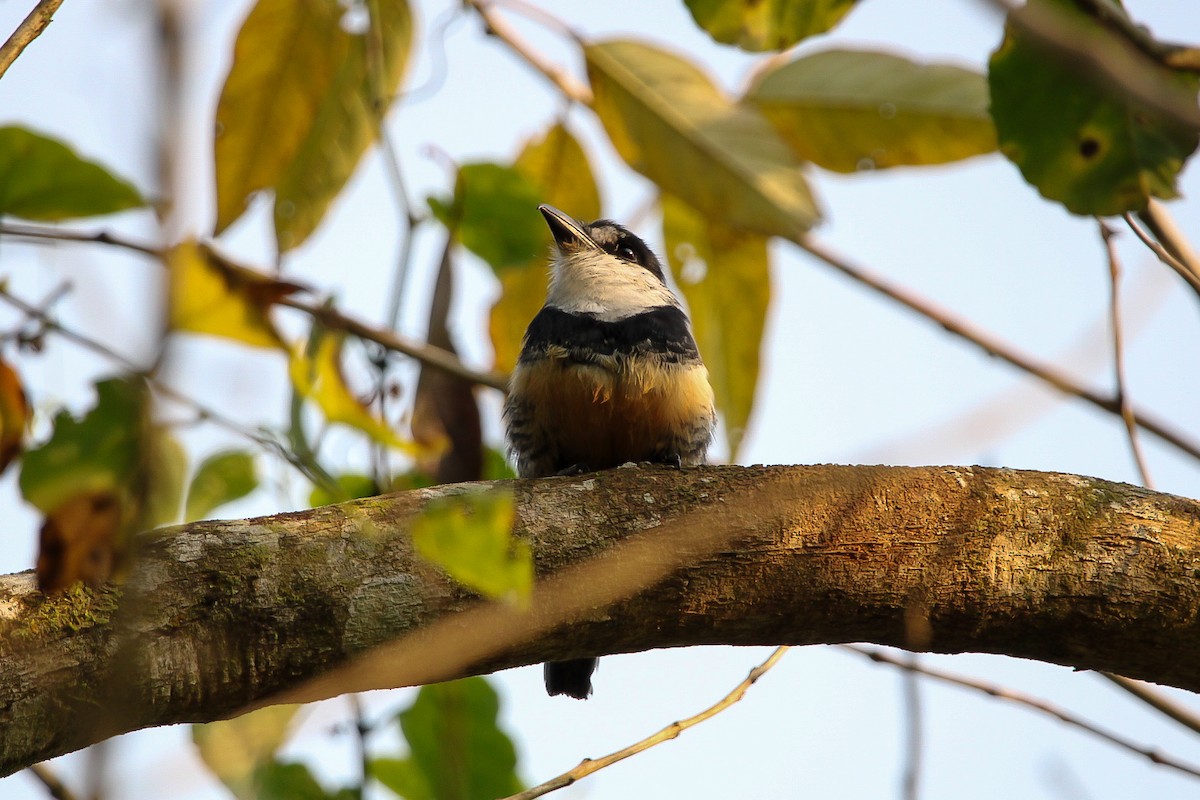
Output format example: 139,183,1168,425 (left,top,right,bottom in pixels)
503,204,716,699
